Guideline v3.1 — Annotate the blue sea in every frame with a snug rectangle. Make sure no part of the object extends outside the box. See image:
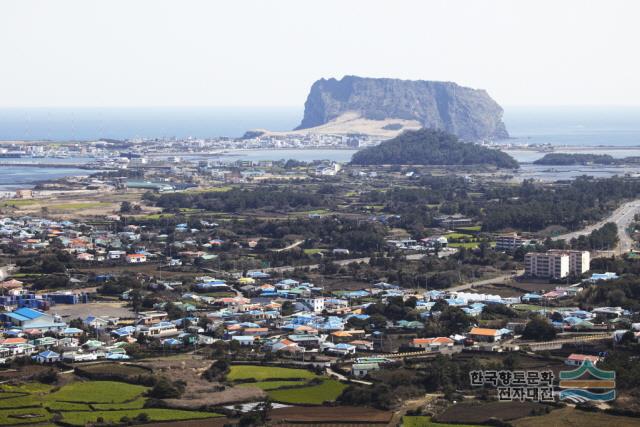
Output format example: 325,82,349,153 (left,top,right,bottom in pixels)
1,105,640,144
2,106,640,188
